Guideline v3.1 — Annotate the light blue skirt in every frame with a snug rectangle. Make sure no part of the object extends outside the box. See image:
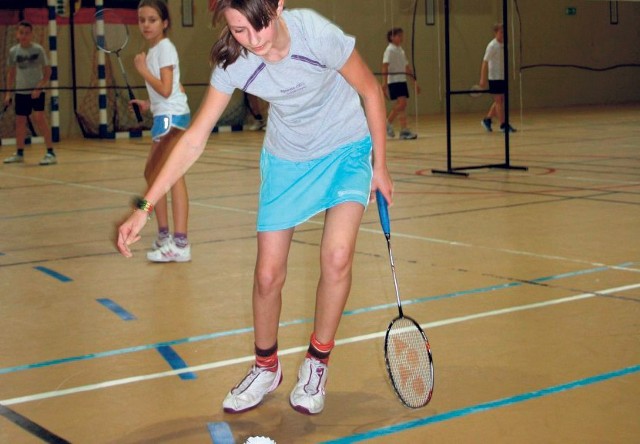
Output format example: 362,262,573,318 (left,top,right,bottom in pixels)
151,113,190,141
257,136,373,232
